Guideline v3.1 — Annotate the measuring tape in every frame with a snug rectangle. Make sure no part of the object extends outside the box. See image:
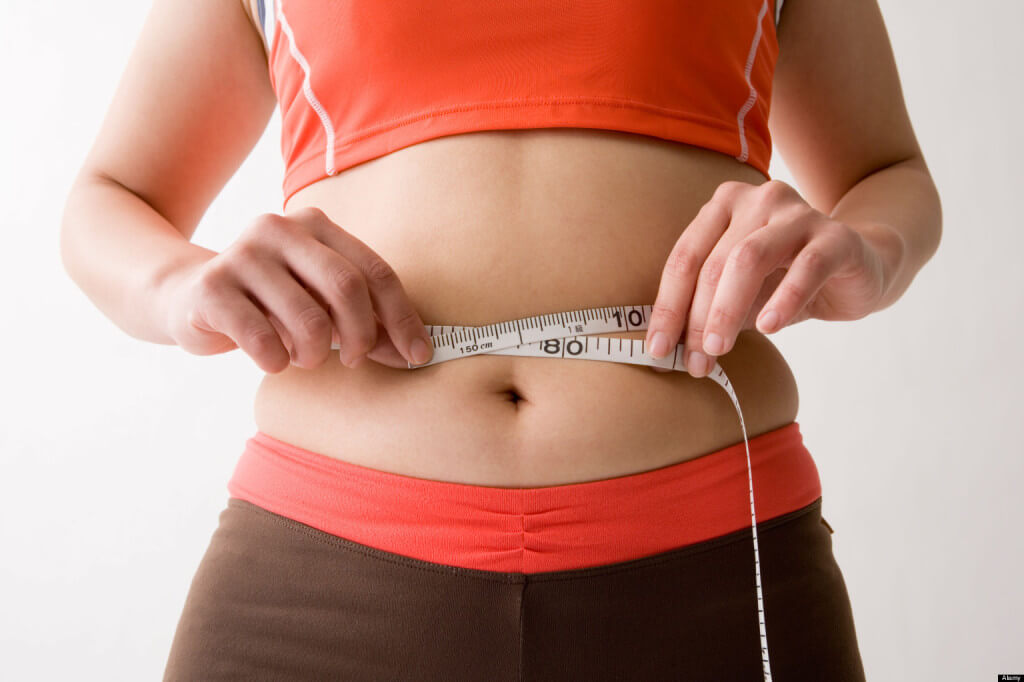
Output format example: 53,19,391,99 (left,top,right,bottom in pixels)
376,304,773,680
